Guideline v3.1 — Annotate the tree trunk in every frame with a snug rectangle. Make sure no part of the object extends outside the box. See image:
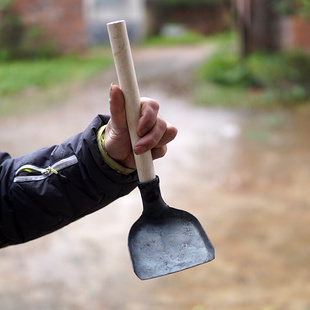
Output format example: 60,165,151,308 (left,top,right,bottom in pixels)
233,0,280,57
